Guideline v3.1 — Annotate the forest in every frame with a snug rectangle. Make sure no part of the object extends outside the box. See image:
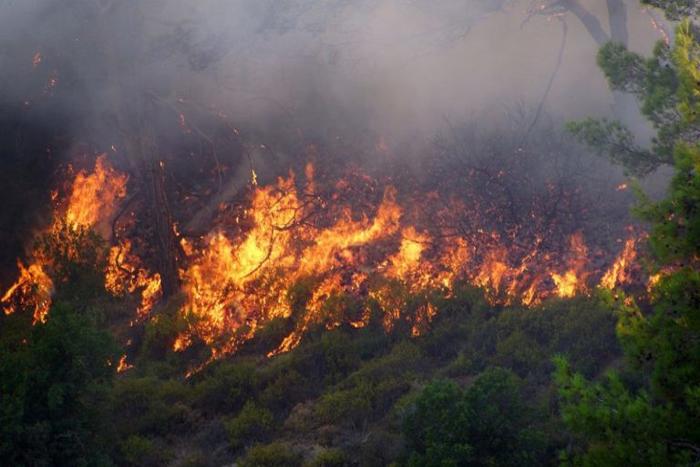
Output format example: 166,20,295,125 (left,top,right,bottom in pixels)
0,0,698,465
